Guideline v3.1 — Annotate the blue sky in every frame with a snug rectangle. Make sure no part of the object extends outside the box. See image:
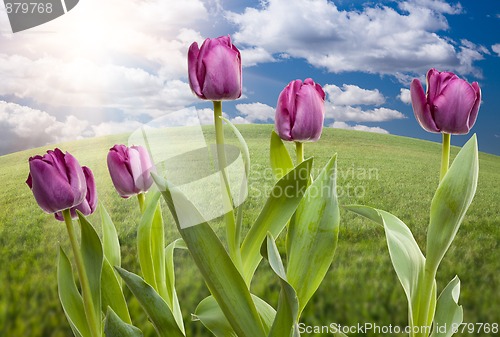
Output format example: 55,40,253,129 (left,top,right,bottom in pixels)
0,0,499,155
